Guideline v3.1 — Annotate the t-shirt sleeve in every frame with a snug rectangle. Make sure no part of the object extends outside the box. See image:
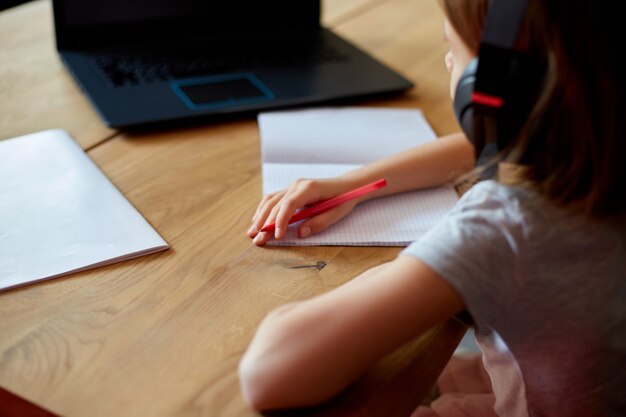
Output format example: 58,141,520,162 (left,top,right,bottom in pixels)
401,182,524,329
